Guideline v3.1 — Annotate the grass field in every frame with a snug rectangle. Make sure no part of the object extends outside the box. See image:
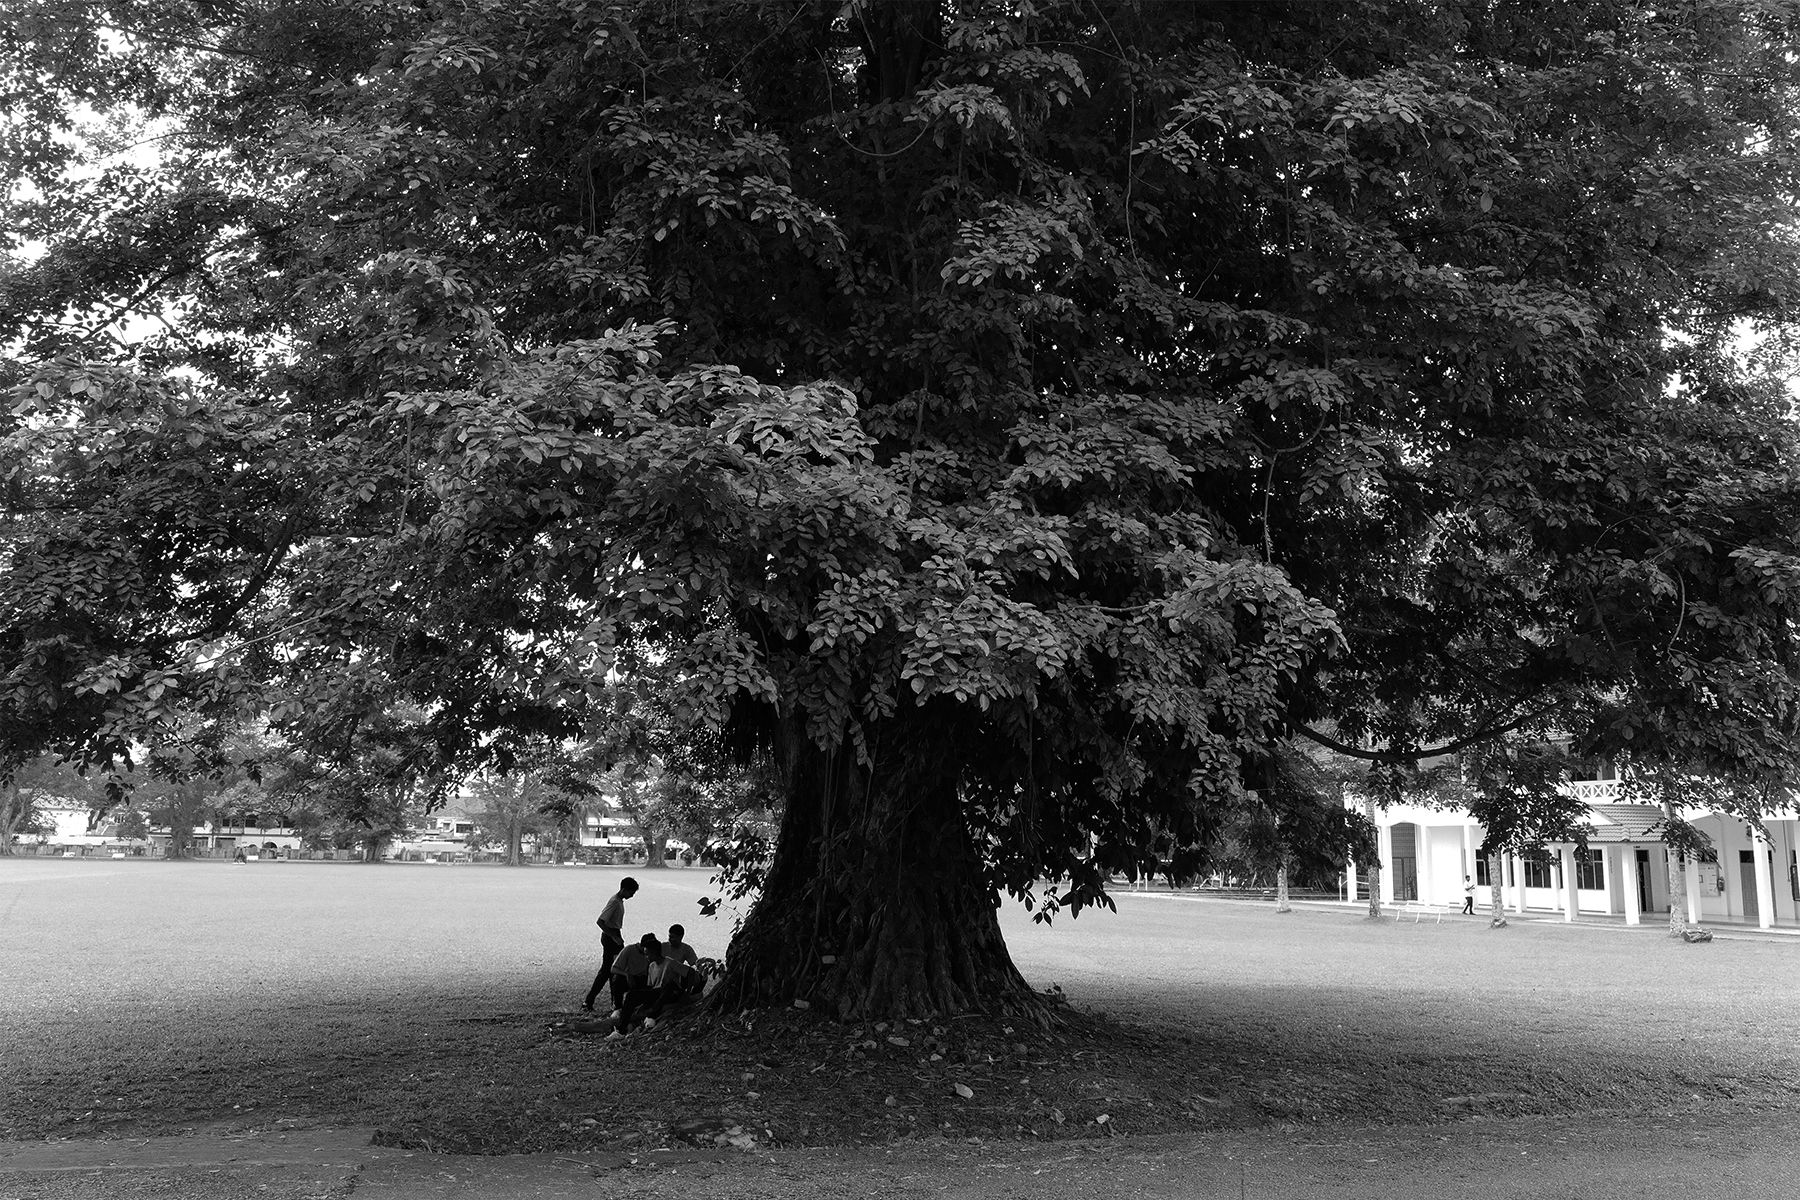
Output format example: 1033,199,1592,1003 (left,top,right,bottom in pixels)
3,857,1797,1153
